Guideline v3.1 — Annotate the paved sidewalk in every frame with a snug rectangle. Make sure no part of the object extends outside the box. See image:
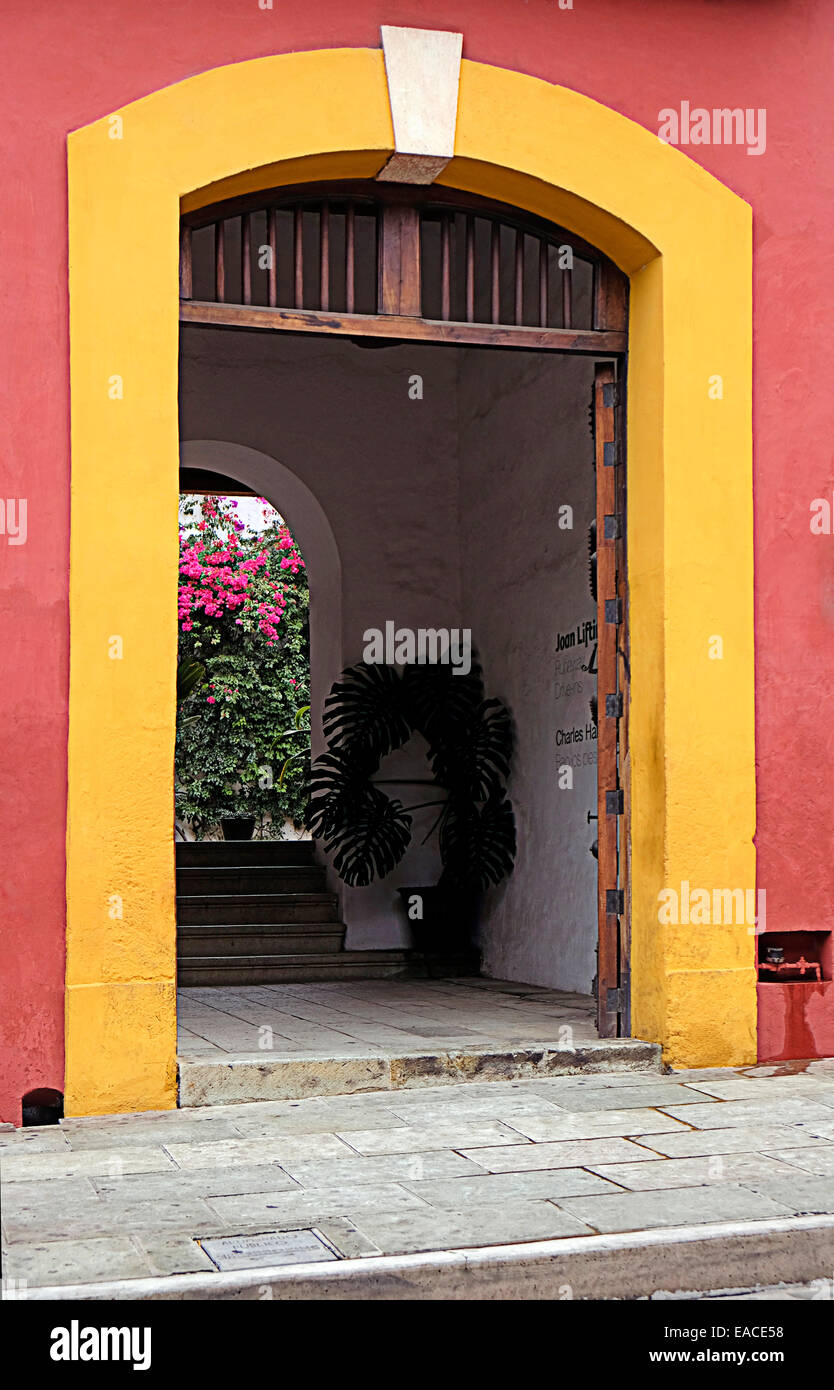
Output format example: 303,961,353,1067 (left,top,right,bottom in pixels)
3,1060,834,1296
